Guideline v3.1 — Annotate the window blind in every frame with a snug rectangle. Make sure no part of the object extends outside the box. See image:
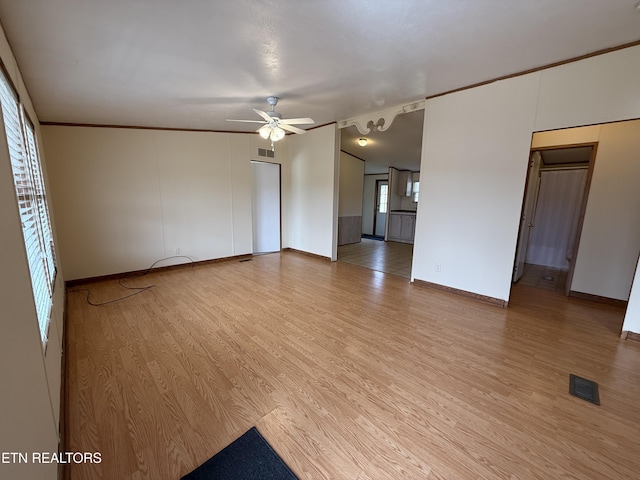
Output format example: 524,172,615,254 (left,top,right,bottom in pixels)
24,114,56,288
0,68,56,345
